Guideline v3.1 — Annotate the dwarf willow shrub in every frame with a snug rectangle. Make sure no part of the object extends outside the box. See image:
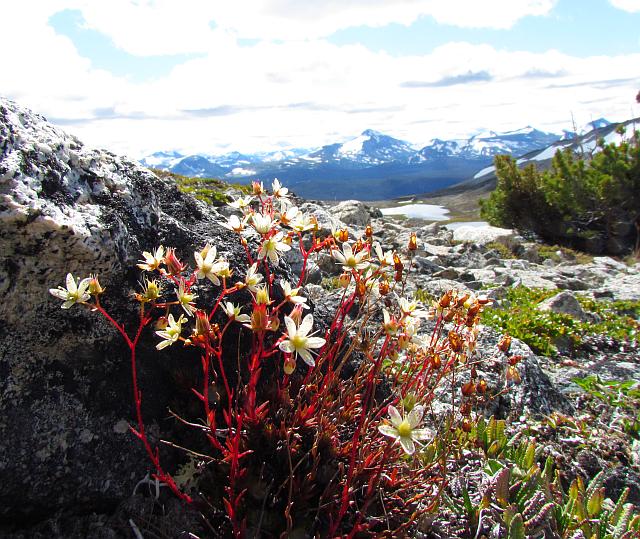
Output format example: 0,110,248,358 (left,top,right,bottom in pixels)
50,179,509,537
480,128,640,254
482,287,640,356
